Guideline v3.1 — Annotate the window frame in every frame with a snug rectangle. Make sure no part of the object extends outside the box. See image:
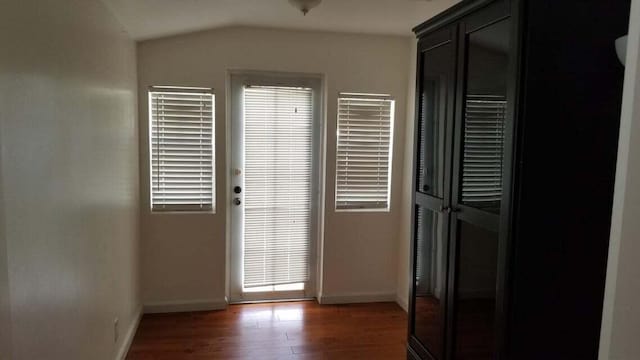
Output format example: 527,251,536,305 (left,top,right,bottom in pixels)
148,85,216,213
334,92,395,213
